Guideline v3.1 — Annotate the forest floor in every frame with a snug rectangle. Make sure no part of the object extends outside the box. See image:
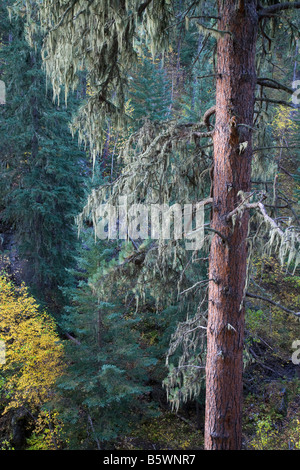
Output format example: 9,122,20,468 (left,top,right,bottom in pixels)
116,352,300,451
